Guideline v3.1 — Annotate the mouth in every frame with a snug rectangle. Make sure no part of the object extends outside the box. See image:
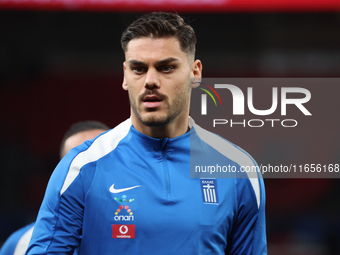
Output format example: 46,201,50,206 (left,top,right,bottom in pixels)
142,95,163,108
